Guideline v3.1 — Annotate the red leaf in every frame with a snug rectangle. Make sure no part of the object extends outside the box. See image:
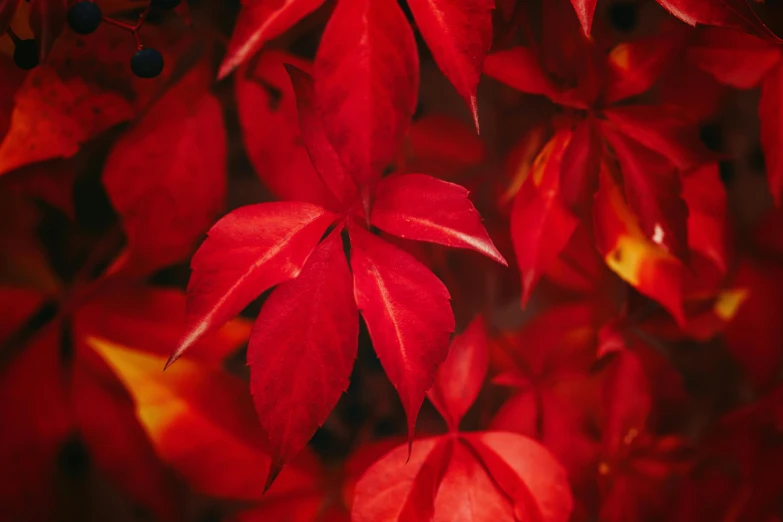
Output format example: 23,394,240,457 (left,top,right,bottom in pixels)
235,51,336,207
0,330,72,521
248,230,358,485
218,0,328,79
406,0,493,131
352,436,448,522
655,0,778,40
170,202,336,366
404,114,487,177
724,259,783,391
602,105,706,170
560,118,602,212
569,0,597,36
431,439,517,520
29,0,67,62
687,27,782,89
682,163,728,272
370,173,506,265
353,433,573,522
103,66,227,275
74,283,251,364
463,432,574,522
286,64,358,209
602,351,652,455
73,353,180,522
483,47,558,98
349,224,455,440
760,61,783,205
427,316,488,431
0,66,132,176
314,0,419,187
511,132,578,306
593,167,685,324
604,30,686,104
602,125,689,262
